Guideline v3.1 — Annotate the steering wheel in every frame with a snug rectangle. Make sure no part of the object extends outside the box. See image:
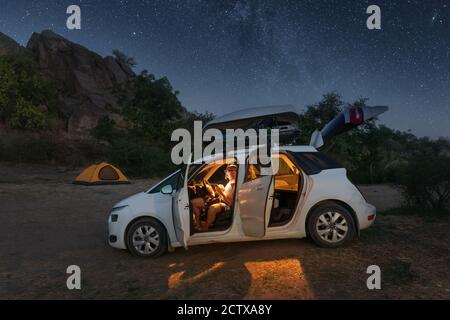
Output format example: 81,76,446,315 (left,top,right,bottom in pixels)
202,179,216,197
